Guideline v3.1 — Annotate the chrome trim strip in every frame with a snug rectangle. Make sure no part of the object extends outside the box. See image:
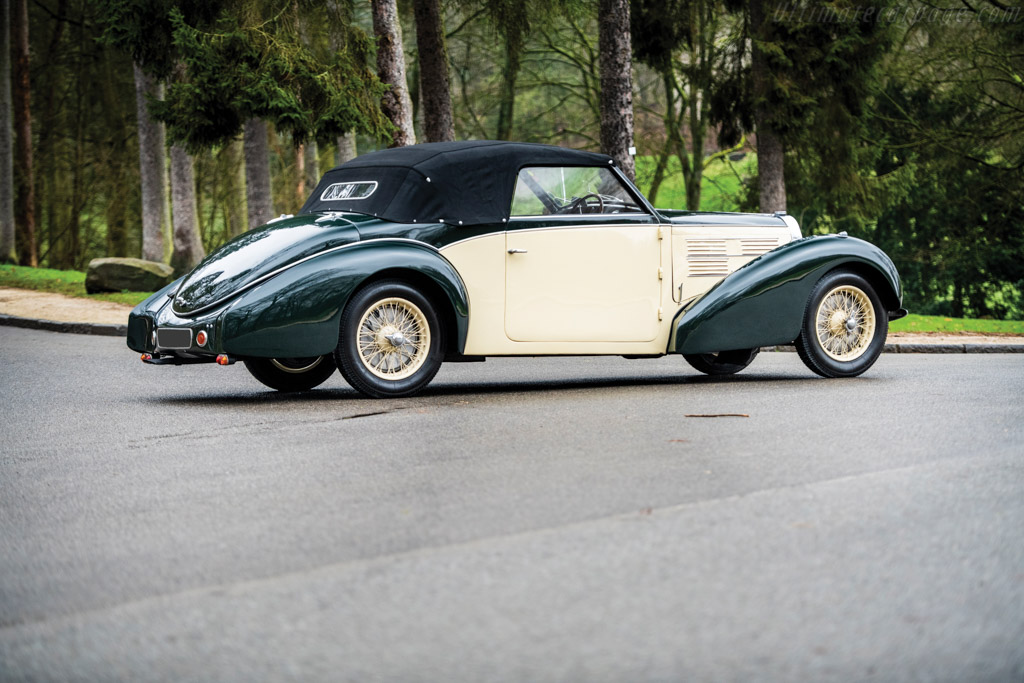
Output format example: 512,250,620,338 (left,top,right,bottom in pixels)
508,213,649,221
172,238,437,317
